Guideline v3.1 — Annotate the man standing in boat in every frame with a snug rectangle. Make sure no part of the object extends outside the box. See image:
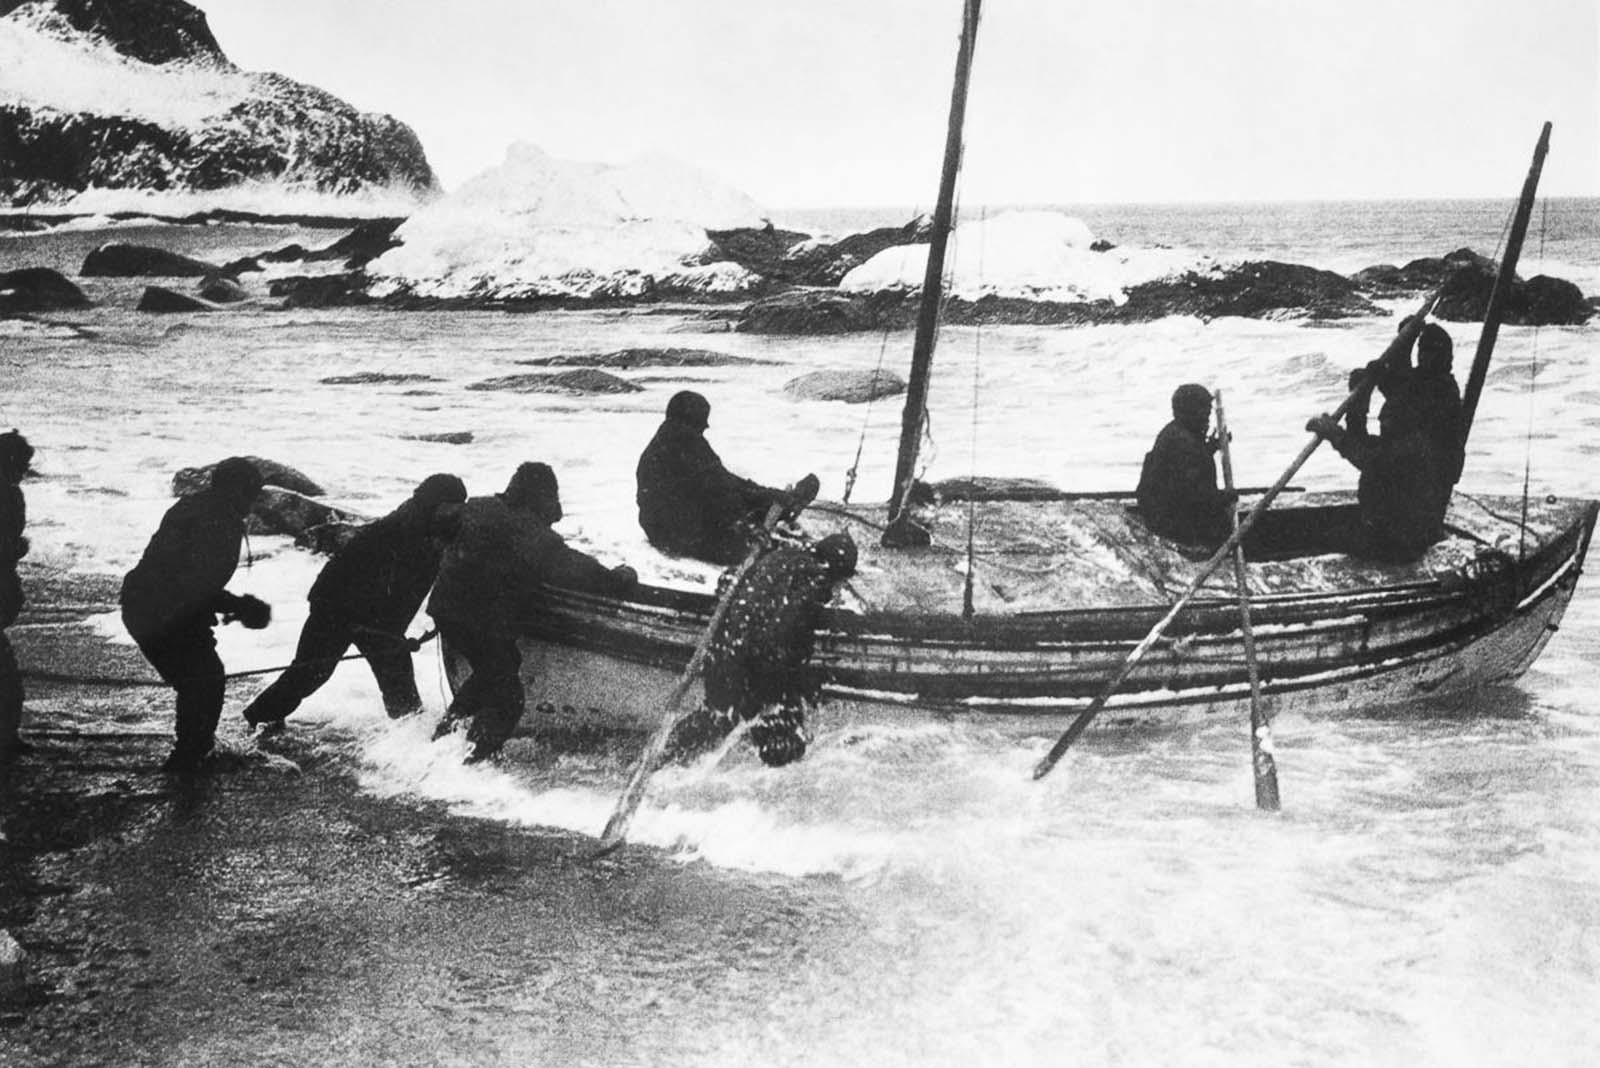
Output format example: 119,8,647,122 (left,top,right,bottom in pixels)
636,390,819,565
429,462,637,763
120,457,273,773
664,532,858,767
1369,320,1465,485
1307,374,1451,563
1,430,34,761
1135,383,1235,547
242,473,468,732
